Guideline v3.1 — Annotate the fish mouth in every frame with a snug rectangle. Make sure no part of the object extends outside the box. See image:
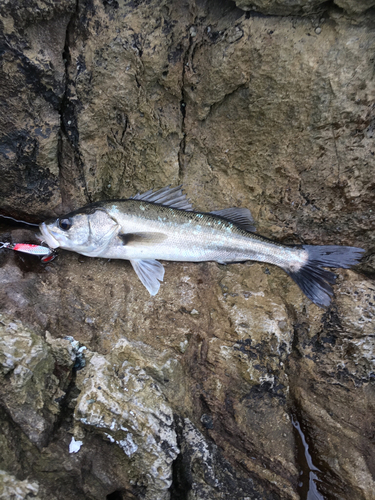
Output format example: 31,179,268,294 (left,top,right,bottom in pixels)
39,222,60,249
